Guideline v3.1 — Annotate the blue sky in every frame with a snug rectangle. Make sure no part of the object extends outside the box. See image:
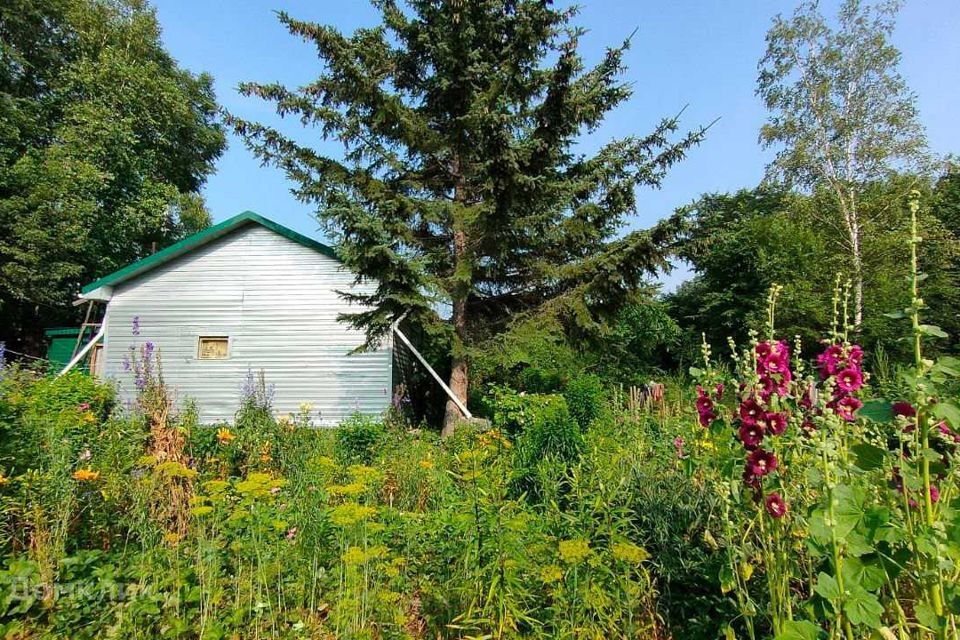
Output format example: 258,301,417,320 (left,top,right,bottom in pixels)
154,0,960,288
